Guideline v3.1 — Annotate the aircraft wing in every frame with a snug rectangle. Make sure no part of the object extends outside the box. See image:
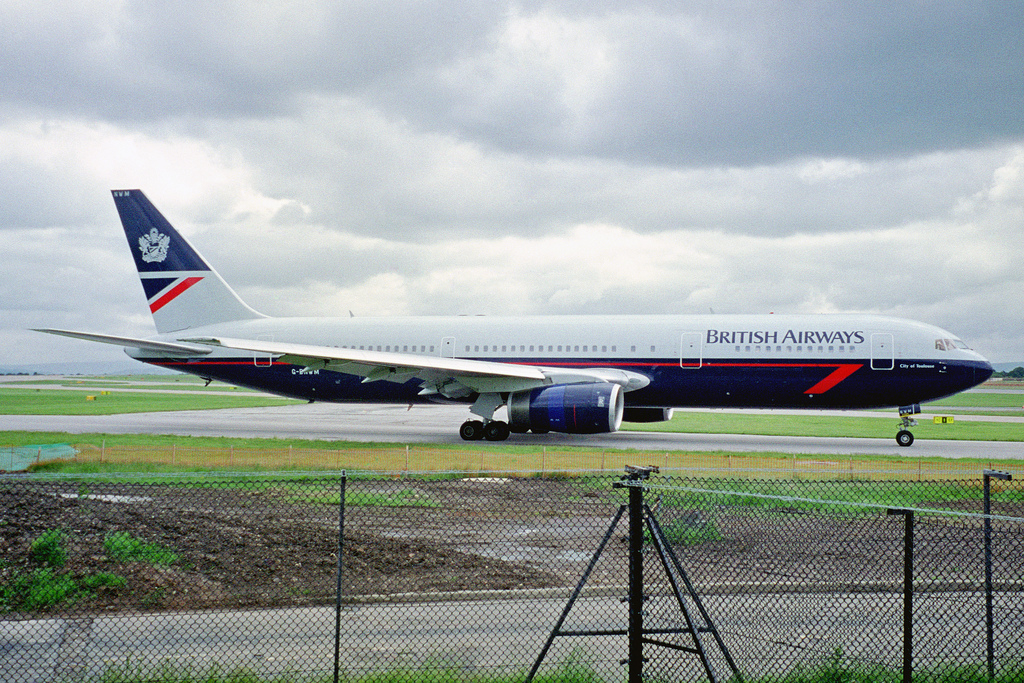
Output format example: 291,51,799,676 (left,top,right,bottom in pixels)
187,336,648,397
34,329,213,356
